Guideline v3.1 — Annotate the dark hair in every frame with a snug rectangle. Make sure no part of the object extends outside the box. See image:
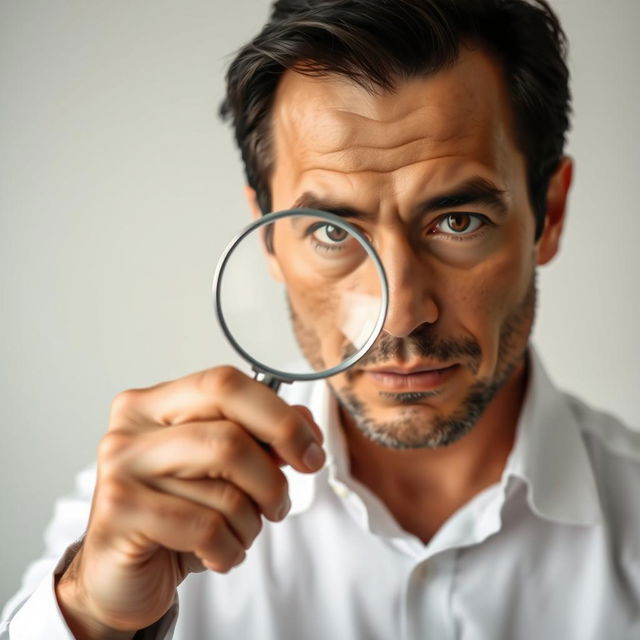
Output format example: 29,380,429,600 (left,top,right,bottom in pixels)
220,0,571,239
